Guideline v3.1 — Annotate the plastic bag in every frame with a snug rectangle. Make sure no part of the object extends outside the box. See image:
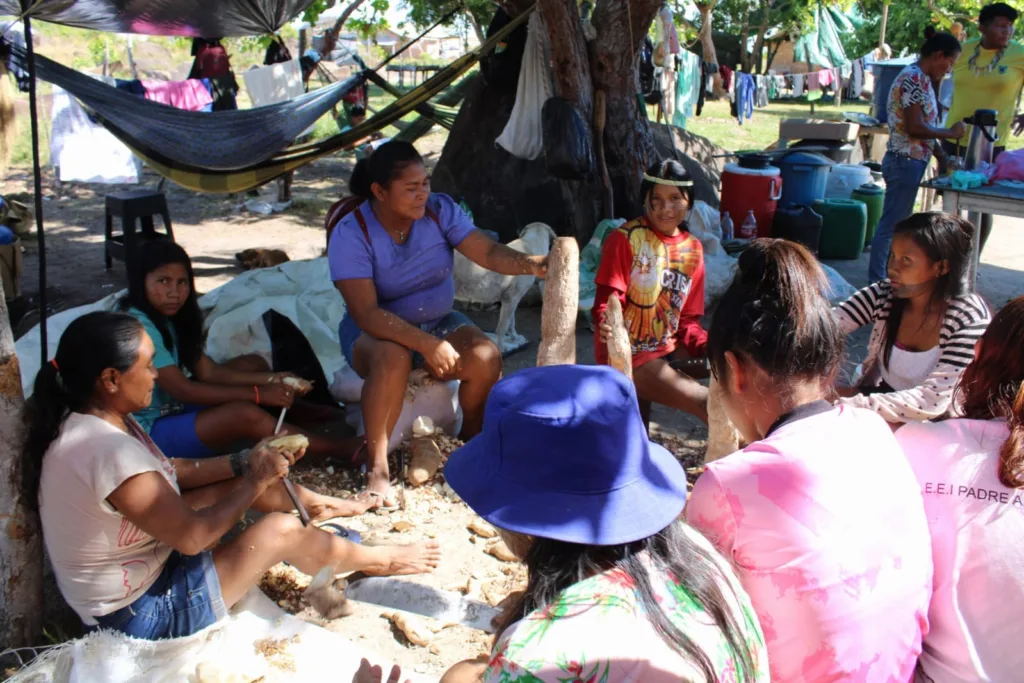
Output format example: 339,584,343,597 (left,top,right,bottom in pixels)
989,147,1024,182
541,97,593,180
